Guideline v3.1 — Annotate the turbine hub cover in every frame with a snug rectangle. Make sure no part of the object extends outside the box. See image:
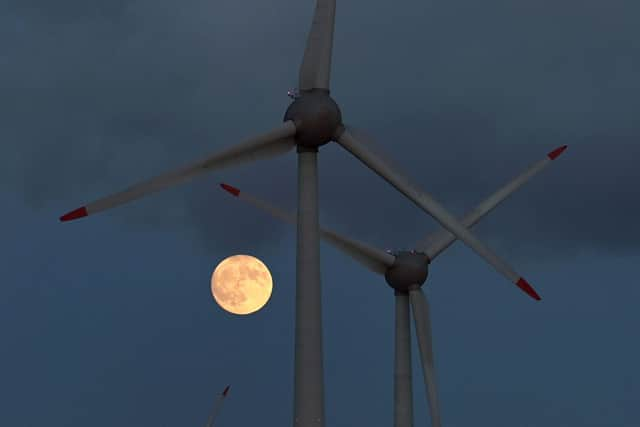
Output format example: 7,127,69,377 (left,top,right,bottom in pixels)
283,89,342,148
384,251,429,292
